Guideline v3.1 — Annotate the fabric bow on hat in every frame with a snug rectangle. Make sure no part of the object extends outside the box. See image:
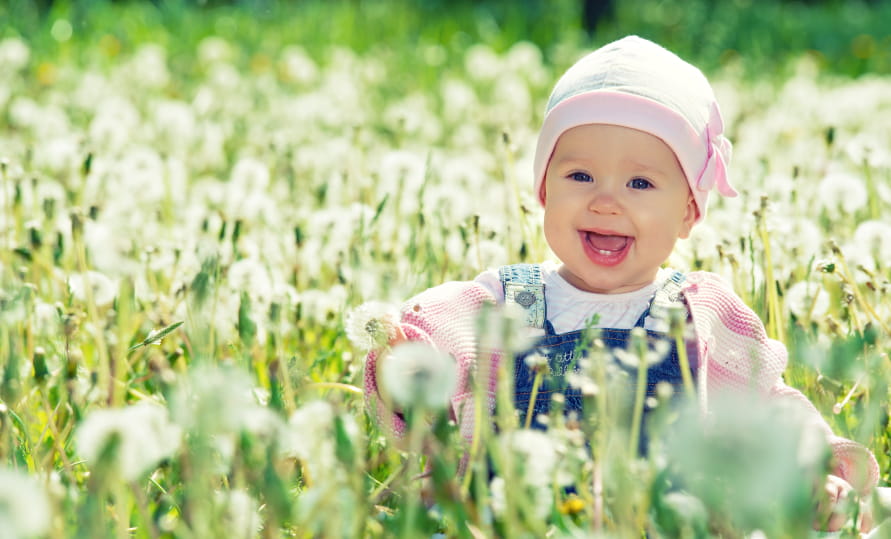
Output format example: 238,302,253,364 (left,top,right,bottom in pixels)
697,102,738,197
